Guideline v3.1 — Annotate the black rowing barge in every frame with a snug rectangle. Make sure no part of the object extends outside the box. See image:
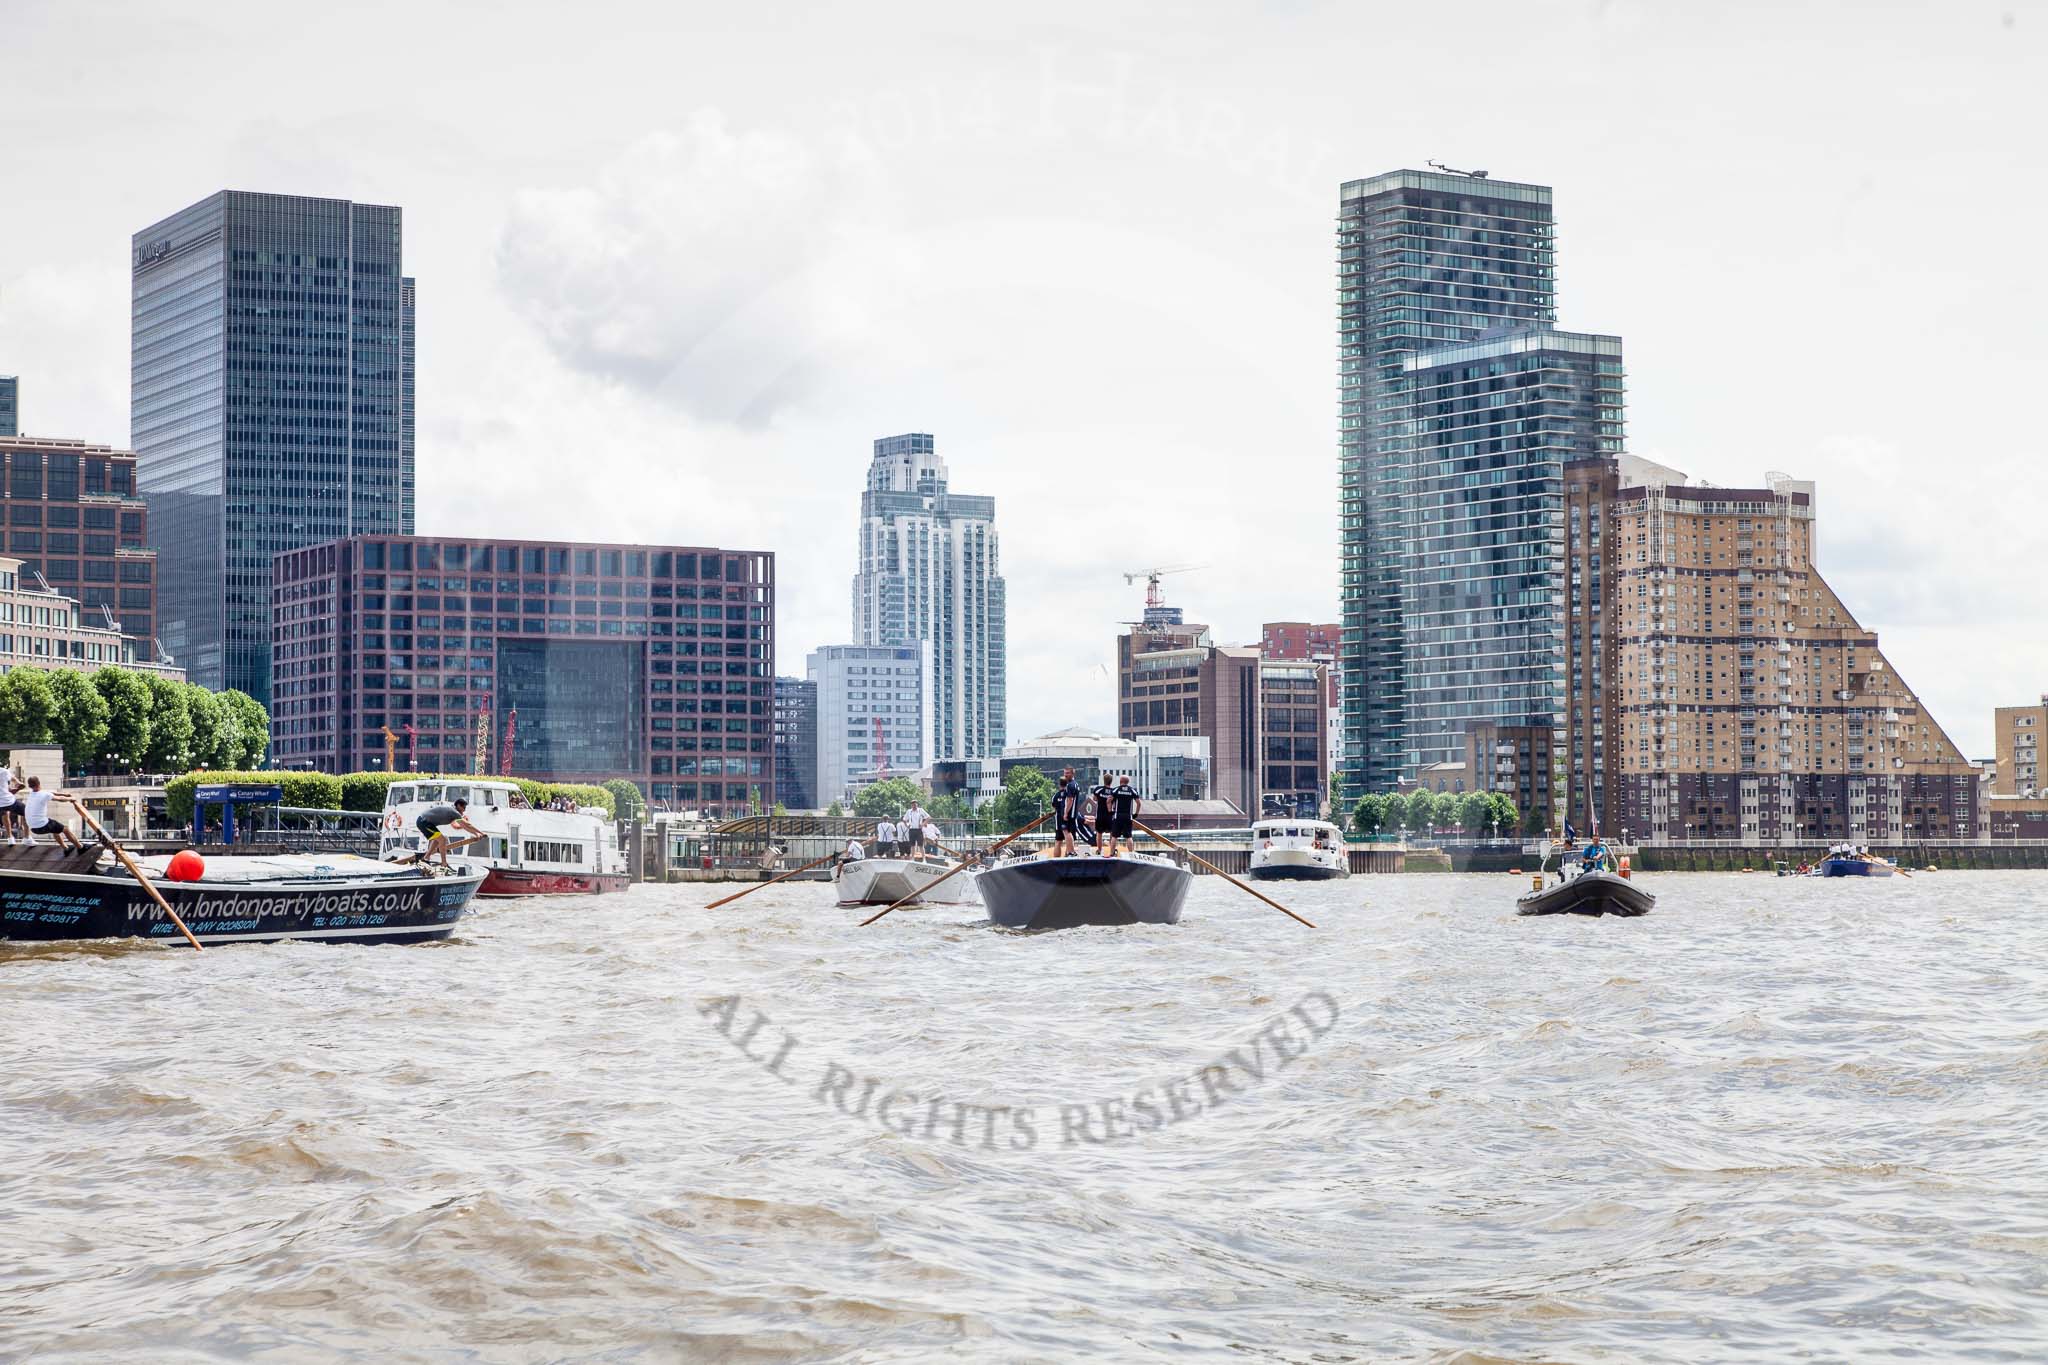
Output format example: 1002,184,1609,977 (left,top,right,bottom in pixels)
976,853,1191,931
0,845,485,945
1516,868,1655,918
